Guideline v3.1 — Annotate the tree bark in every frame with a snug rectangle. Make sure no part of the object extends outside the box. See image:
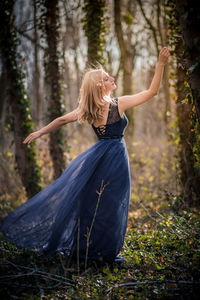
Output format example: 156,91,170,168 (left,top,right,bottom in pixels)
33,0,42,127
114,0,135,130
0,66,7,149
176,39,200,203
44,0,66,179
83,0,106,66
176,0,200,123
175,0,200,202
0,0,41,198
